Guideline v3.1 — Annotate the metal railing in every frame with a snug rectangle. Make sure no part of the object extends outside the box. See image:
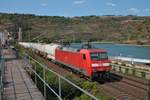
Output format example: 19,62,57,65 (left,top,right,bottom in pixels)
0,51,5,100
21,53,99,100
